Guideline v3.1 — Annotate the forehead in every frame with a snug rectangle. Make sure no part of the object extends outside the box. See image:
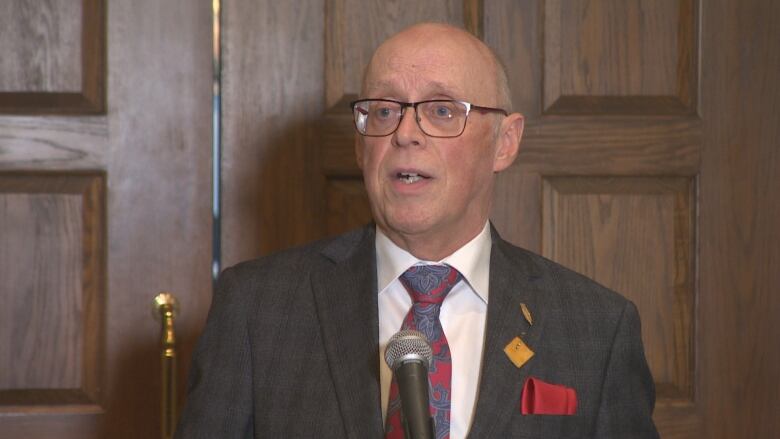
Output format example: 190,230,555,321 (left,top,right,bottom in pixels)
363,32,494,102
